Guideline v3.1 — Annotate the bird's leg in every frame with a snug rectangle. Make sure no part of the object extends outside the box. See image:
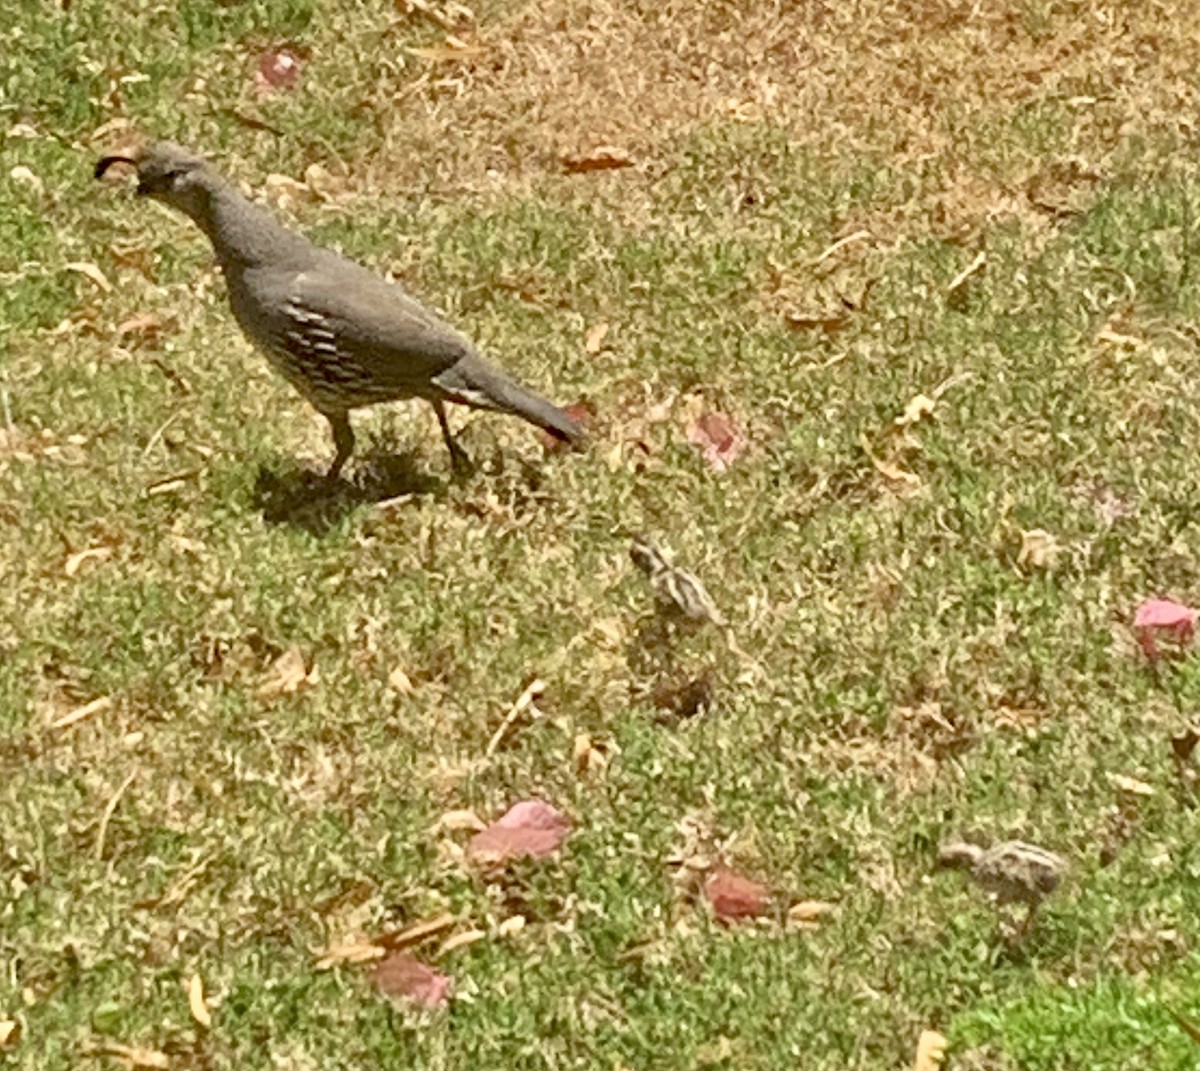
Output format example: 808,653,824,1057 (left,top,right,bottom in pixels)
325,411,355,480
432,400,471,474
